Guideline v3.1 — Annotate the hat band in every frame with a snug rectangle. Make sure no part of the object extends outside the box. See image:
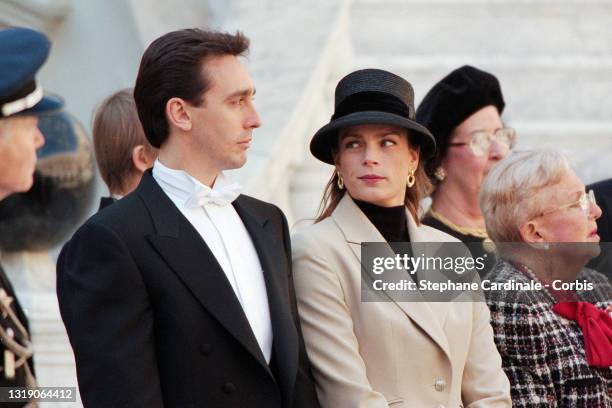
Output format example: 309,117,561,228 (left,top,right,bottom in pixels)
1,82,43,117
331,91,412,121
